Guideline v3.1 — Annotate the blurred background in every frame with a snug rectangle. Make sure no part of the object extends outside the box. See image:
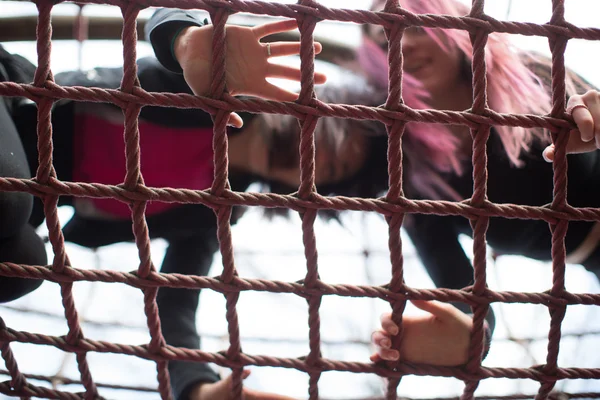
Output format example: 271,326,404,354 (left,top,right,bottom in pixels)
1,0,600,398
